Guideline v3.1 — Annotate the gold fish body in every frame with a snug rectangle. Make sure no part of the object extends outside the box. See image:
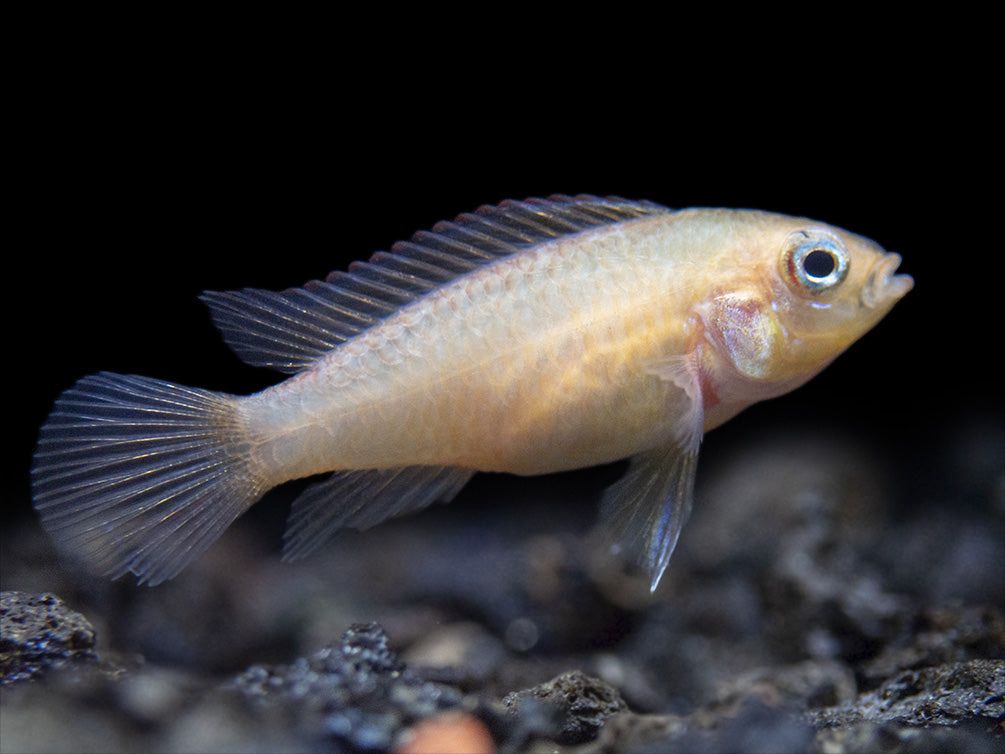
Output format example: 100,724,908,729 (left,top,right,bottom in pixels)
31,196,913,589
